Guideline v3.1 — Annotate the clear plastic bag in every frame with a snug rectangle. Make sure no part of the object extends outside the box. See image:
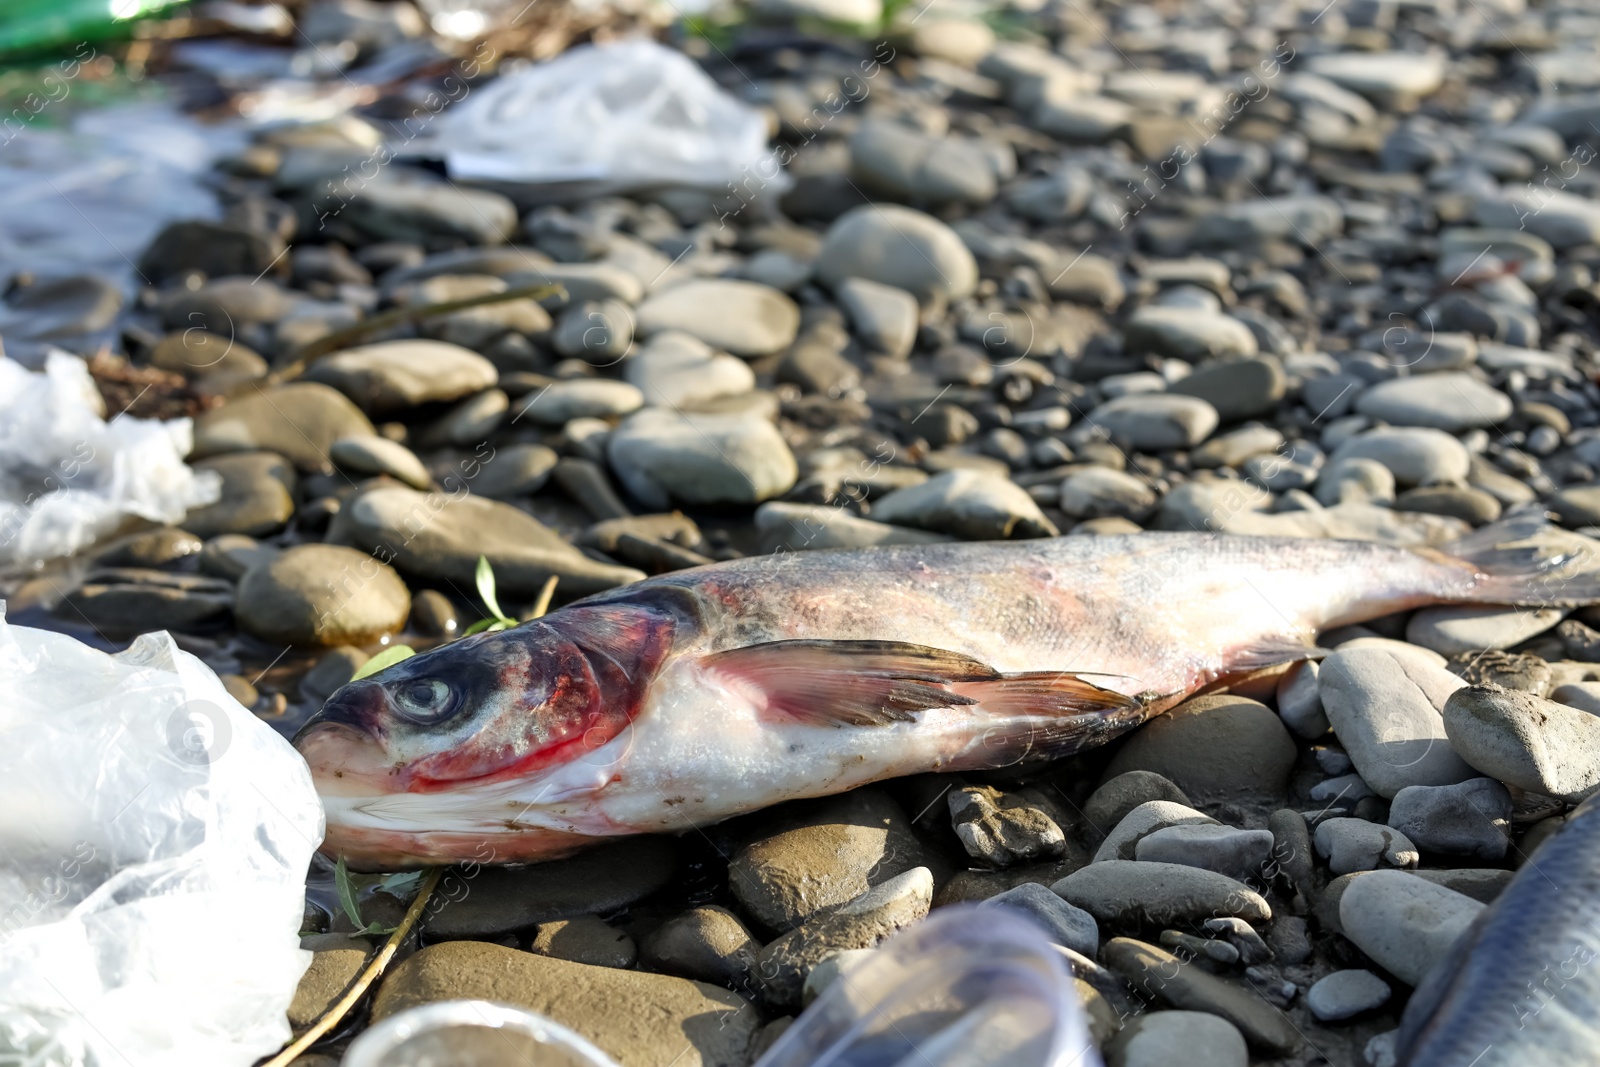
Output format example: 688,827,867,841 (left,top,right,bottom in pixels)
414,38,779,191
0,610,324,1067
0,352,220,566
755,905,1103,1067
